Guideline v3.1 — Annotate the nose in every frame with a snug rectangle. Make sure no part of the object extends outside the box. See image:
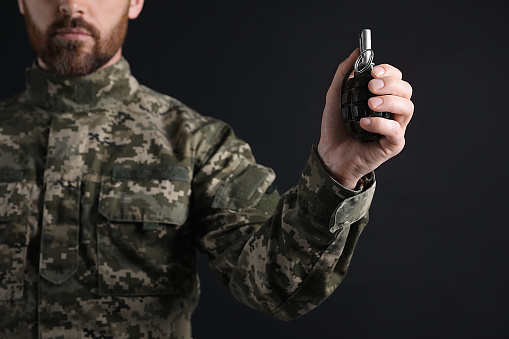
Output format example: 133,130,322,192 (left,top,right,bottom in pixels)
59,0,86,16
